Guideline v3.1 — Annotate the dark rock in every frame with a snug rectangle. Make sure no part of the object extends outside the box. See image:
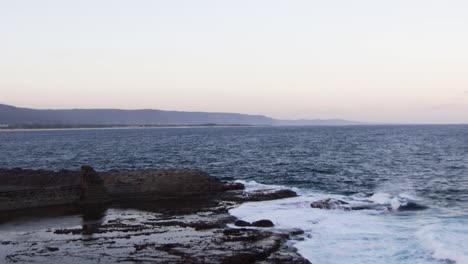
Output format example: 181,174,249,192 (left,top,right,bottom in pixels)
81,166,103,185
234,220,251,227
221,253,257,264
223,228,250,236
310,198,349,210
398,201,428,211
1,167,310,263
46,246,59,252
223,182,245,191
290,229,305,236
101,169,227,201
79,166,111,205
3,189,309,264
261,251,312,264
252,220,274,228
